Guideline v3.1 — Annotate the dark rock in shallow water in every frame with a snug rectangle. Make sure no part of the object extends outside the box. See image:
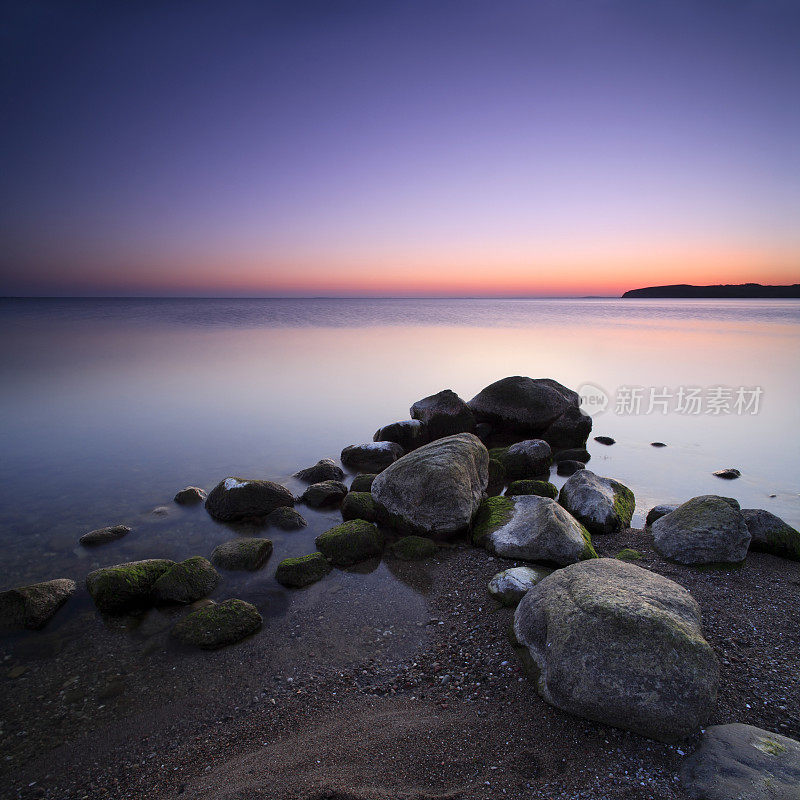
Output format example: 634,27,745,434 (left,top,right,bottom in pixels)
645,504,677,527
349,473,377,492
558,470,635,534
742,508,800,561
275,552,331,588
152,557,219,604
211,538,273,571
540,406,593,449
340,442,404,473
205,478,294,522
556,460,585,476
293,459,344,483
594,436,615,445
264,506,306,530
171,598,261,649
410,389,476,439
174,486,207,505
315,520,384,566
502,439,552,481
680,723,800,800
553,447,590,463
373,419,428,452
388,536,438,560
650,441,667,447
301,480,348,508
713,468,741,480
341,491,379,522
0,578,76,631
86,559,175,614
79,524,131,546
505,479,558,499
